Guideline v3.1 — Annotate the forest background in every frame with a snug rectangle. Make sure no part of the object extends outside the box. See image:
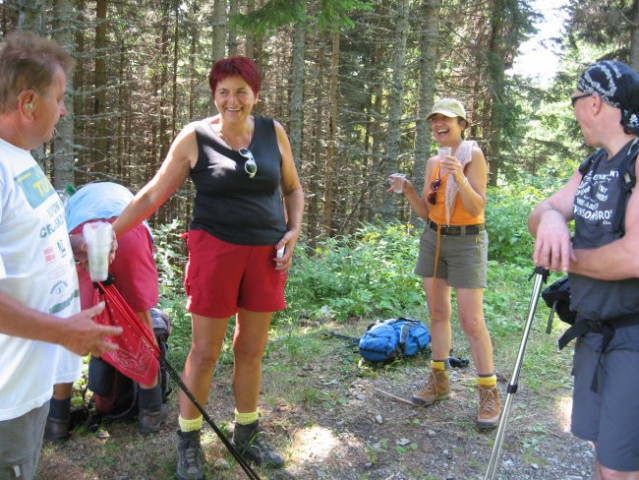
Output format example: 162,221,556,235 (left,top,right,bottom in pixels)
9,0,639,478
8,0,637,242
